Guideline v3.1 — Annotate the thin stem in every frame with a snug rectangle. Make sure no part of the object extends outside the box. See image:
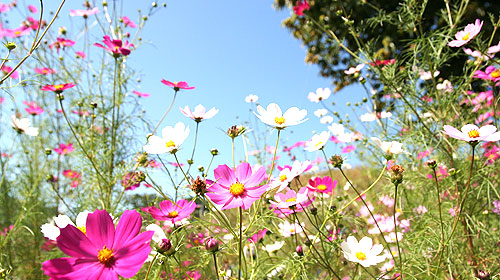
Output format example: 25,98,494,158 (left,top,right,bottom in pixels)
212,253,220,280
238,207,243,280
432,166,445,277
393,183,403,279
144,252,158,280
266,129,281,184
151,91,178,136
232,138,236,170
